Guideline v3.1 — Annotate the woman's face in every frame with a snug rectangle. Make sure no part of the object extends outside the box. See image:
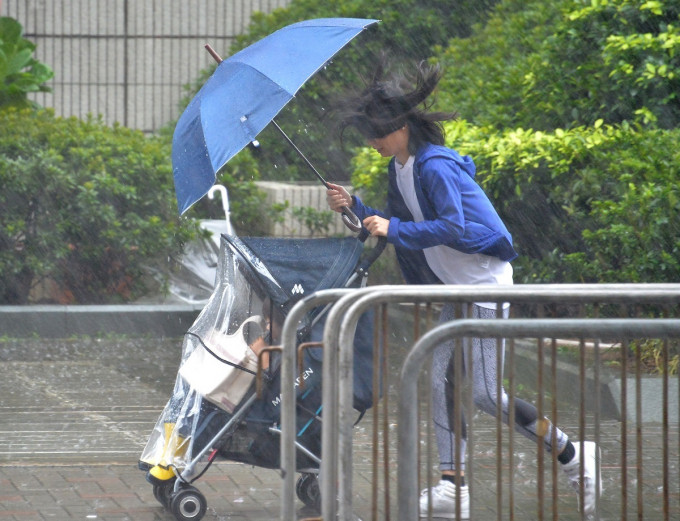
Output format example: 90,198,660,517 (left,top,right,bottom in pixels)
366,126,410,162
